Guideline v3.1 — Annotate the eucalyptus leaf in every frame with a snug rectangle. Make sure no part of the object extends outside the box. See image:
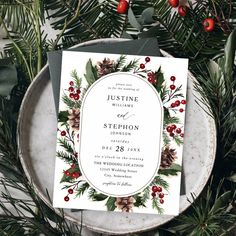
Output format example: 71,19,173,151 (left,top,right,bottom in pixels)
0,64,18,96
211,191,231,213
224,29,236,76
141,7,155,24
128,8,142,31
84,59,97,86
208,60,220,80
39,200,61,223
227,173,236,183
